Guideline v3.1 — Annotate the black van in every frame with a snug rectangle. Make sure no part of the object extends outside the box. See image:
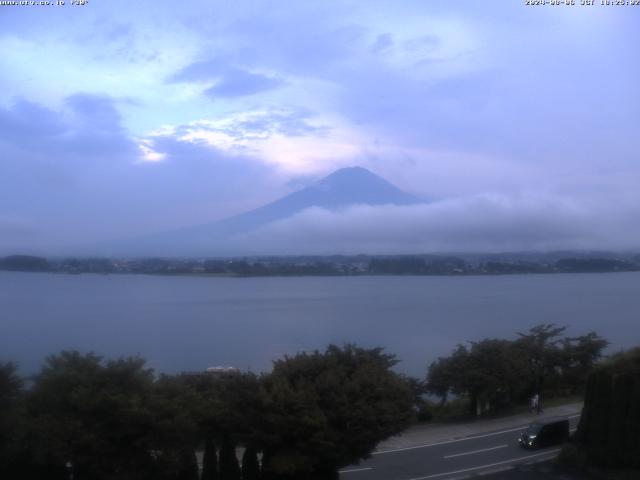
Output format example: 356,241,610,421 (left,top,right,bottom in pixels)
518,417,570,449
